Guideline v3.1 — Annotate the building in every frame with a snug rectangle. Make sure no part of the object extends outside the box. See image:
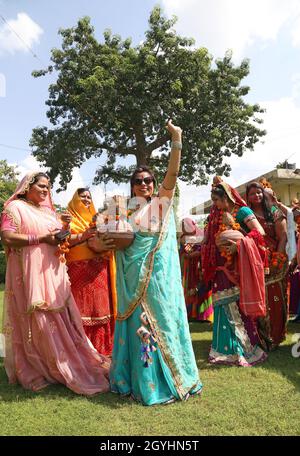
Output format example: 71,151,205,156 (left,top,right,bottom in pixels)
190,166,300,215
